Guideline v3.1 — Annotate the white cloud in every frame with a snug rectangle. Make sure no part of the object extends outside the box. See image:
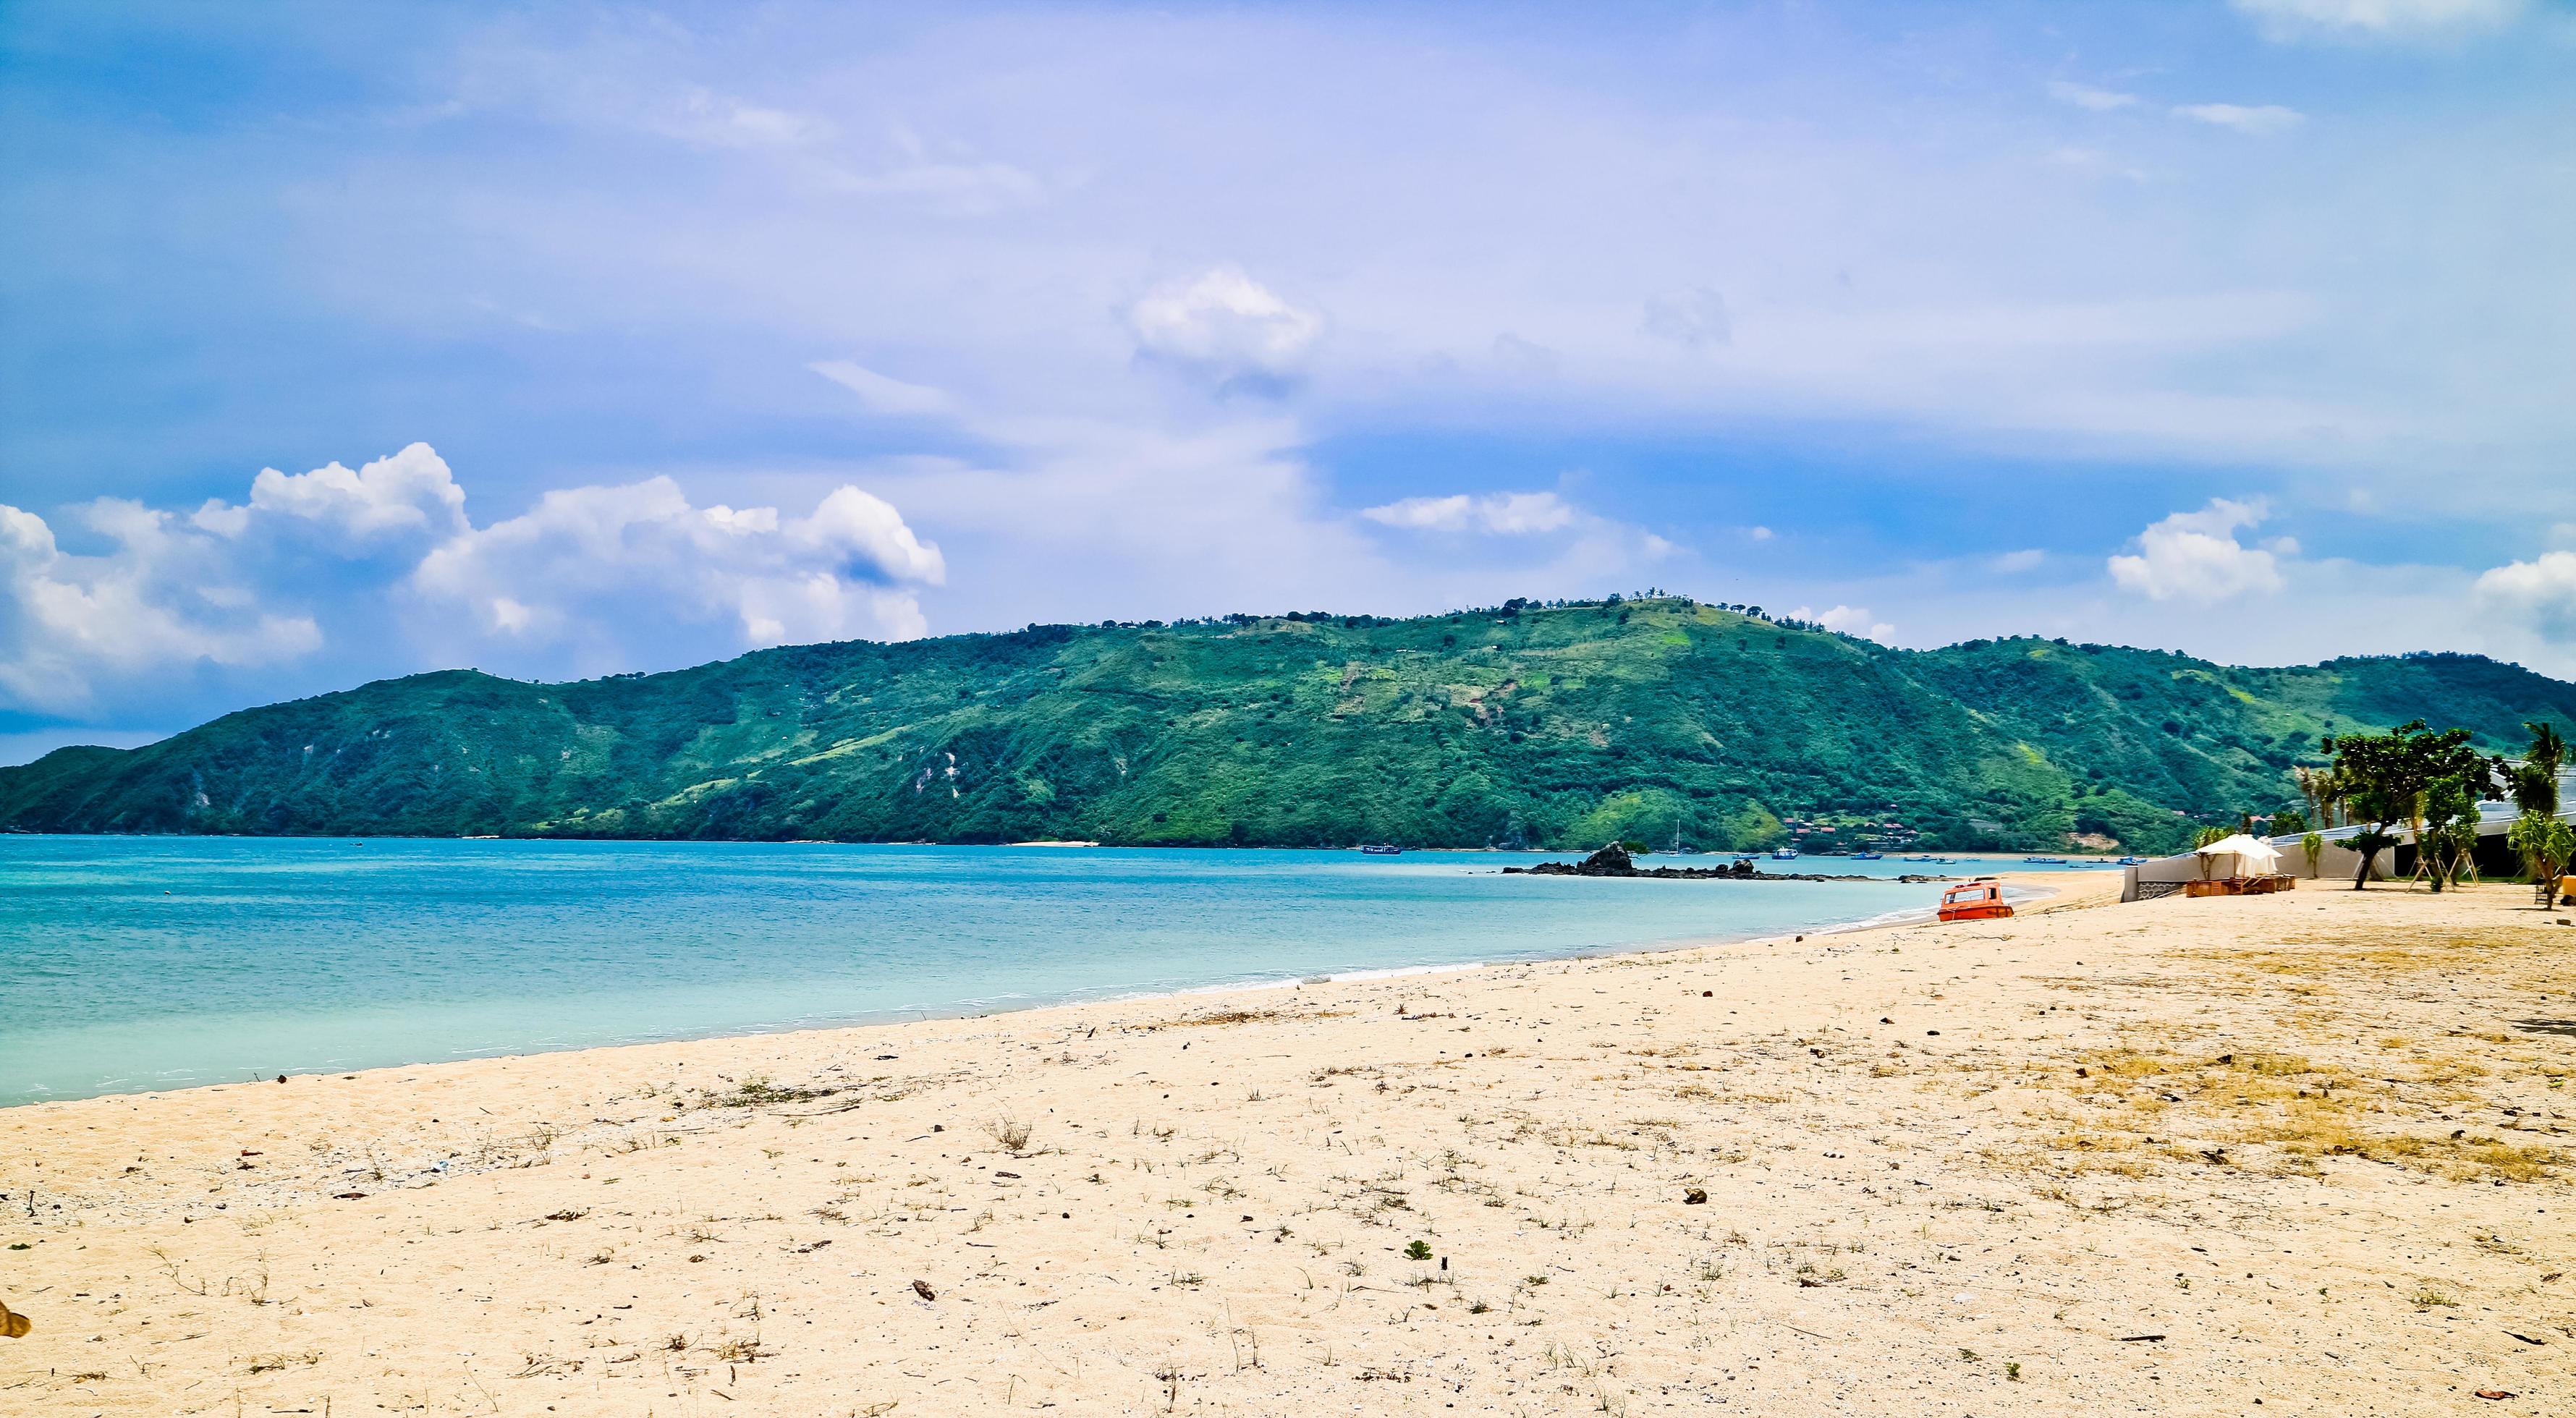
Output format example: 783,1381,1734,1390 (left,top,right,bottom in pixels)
2173,103,2307,135
1127,266,1323,387
1641,287,1732,349
1748,526,1774,542
200,442,470,540
1790,604,1894,642
2231,0,2525,42
1363,492,1577,535
1989,548,2046,573
0,500,323,713
0,447,942,714
2106,498,2289,602
2047,80,2138,111
810,360,960,417
821,127,1046,212
412,477,943,650
2474,551,2576,644
674,88,834,148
